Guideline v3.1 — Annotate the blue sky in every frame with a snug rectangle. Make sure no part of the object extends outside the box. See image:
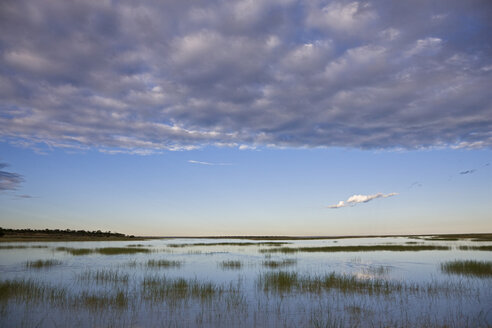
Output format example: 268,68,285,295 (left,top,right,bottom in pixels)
0,0,491,235
1,142,490,236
